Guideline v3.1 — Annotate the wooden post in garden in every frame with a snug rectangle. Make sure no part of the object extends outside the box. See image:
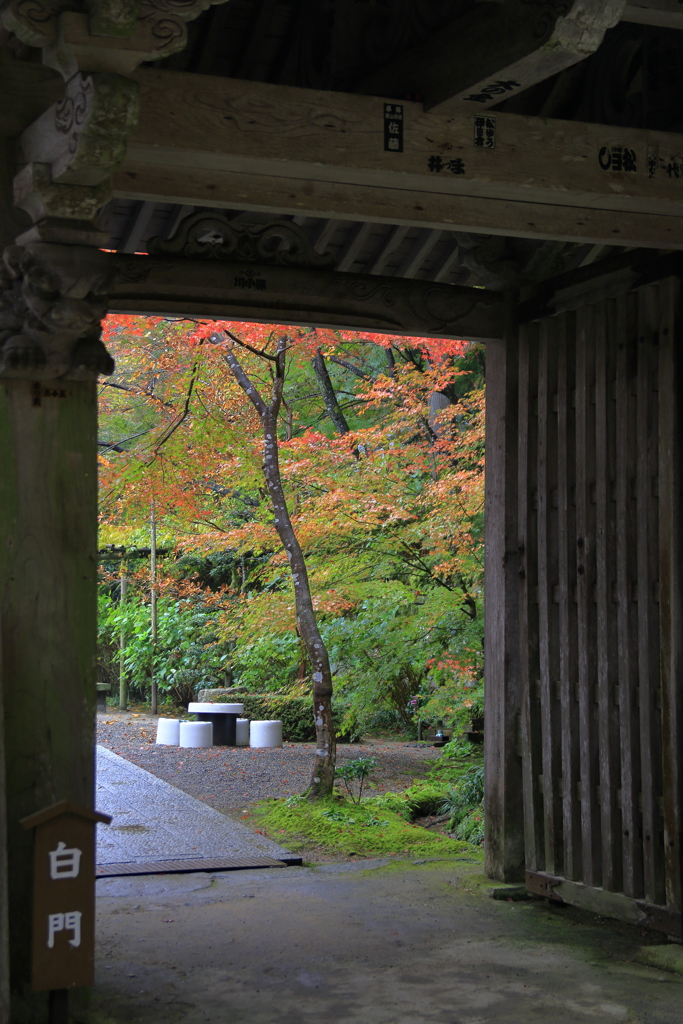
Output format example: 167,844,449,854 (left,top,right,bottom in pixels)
119,566,128,711
483,293,525,882
150,502,158,716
